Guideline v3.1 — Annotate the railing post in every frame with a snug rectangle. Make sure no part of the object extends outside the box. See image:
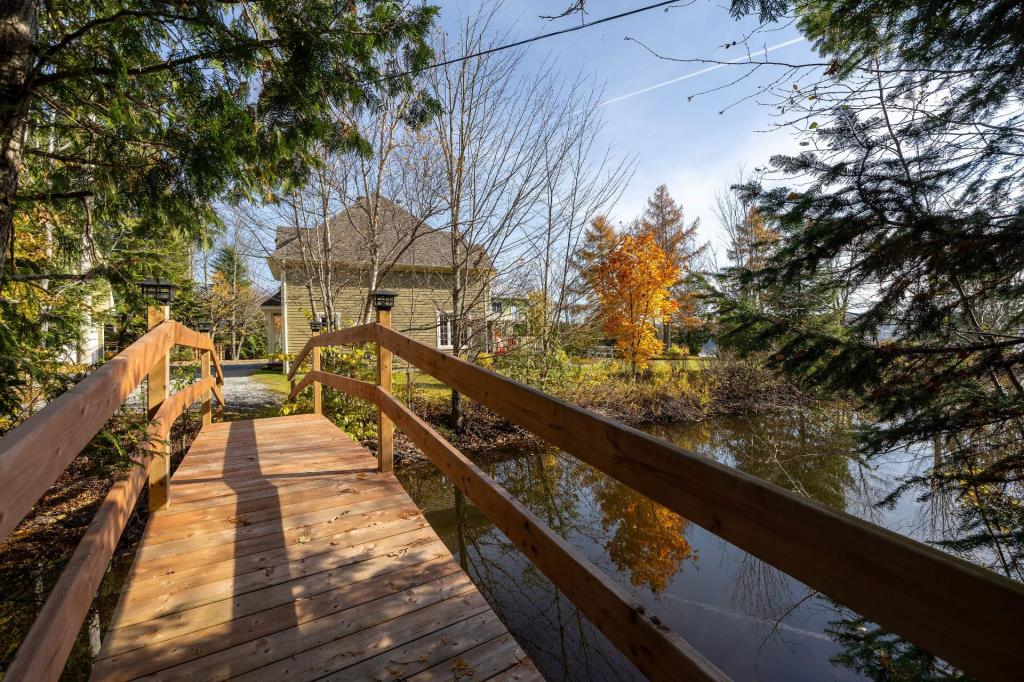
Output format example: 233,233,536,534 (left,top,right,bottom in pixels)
375,299,394,473
200,344,212,426
147,305,171,511
312,332,322,415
